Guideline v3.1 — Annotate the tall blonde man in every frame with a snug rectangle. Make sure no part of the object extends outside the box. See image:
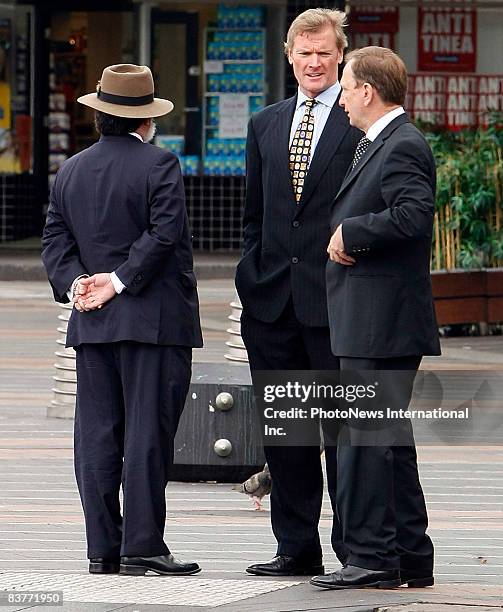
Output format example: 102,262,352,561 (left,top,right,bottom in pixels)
236,9,361,576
